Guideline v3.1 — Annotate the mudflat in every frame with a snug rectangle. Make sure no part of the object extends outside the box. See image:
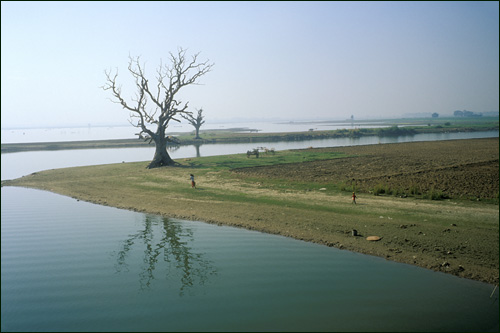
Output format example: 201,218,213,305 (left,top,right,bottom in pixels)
3,138,499,284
